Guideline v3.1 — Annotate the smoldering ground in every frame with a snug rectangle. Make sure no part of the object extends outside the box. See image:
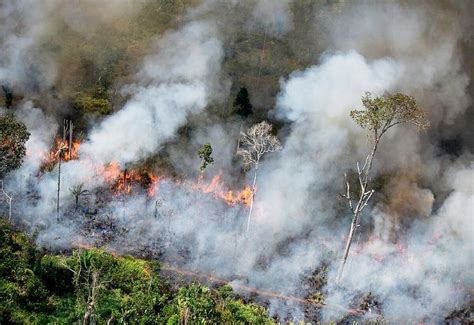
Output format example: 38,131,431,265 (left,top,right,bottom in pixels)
1,0,473,323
